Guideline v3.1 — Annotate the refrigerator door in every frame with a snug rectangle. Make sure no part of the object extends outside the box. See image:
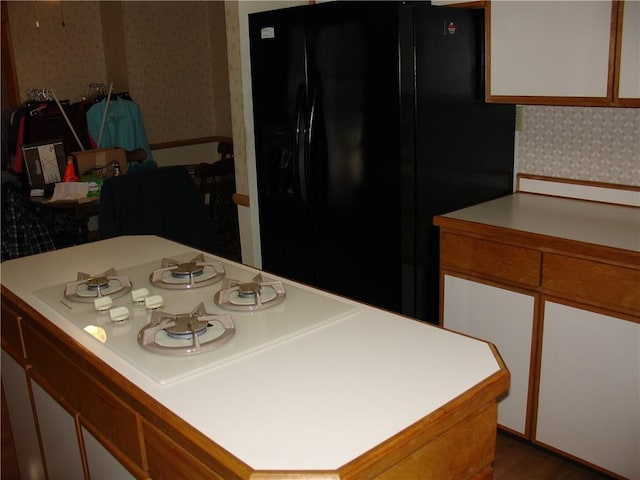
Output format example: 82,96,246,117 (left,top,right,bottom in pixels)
251,3,403,312
249,6,316,284
411,5,515,322
306,2,402,311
